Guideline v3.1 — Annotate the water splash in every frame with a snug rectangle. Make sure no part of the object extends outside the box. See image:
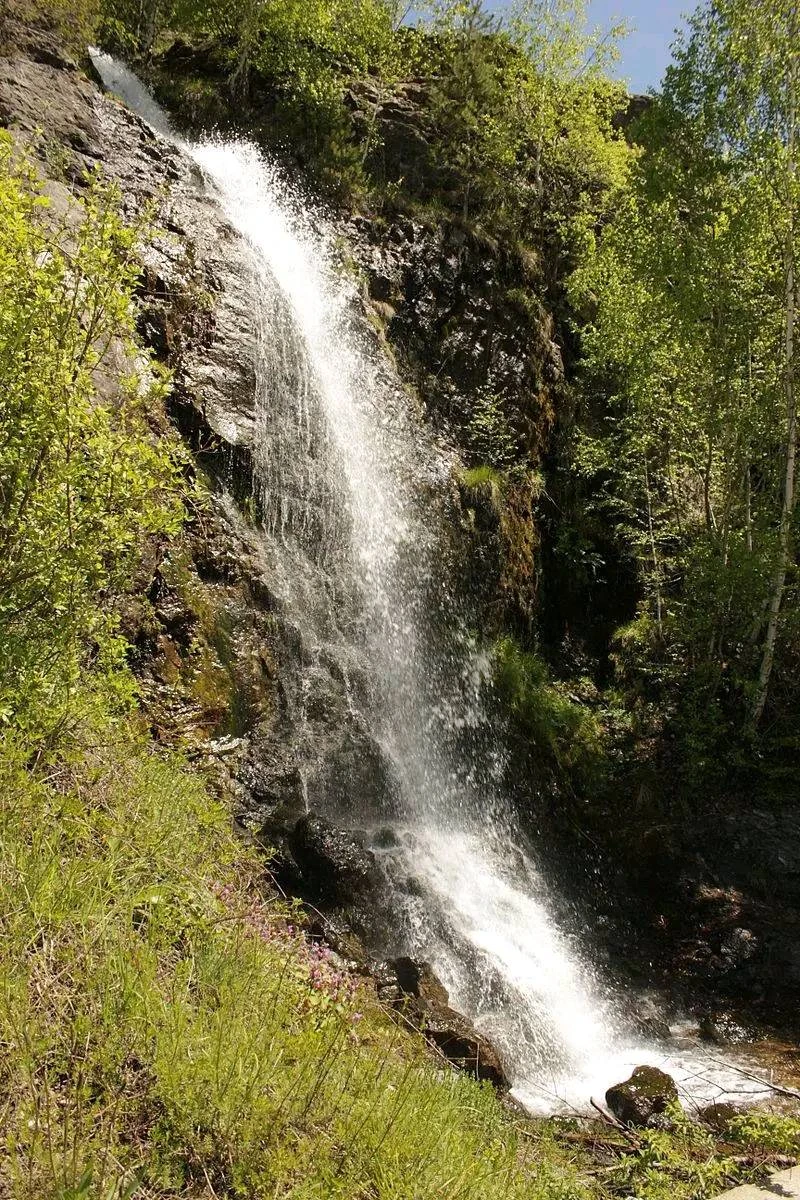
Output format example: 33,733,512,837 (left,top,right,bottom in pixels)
90,51,775,1115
